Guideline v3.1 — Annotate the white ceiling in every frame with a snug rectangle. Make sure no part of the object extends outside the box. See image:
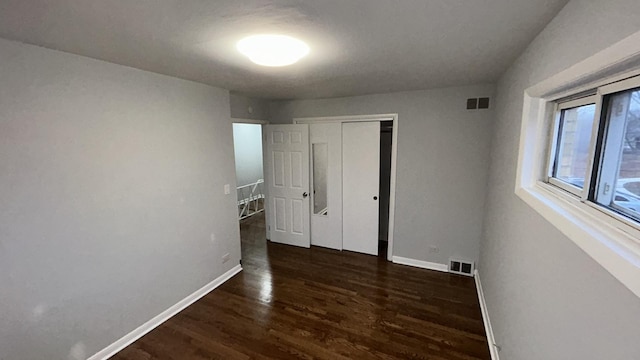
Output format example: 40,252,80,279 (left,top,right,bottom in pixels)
0,0,568,100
